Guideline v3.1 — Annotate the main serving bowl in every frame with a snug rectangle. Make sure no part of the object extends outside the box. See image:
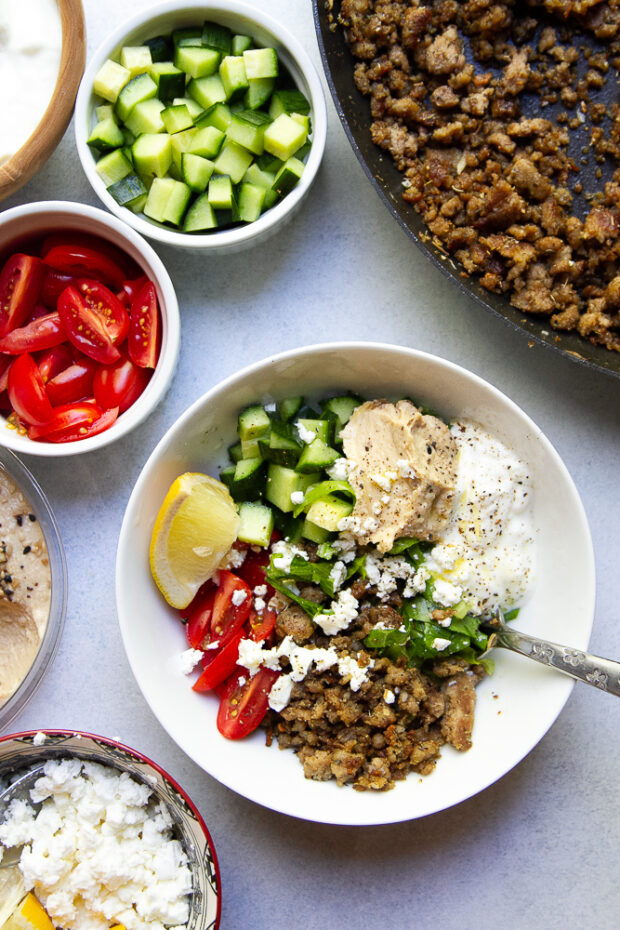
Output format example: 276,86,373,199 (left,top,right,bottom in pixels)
75,0,327,253
0,729,221,929
0,449,67,732
116,343,595,826
0,201,180,457
0,0,86,203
